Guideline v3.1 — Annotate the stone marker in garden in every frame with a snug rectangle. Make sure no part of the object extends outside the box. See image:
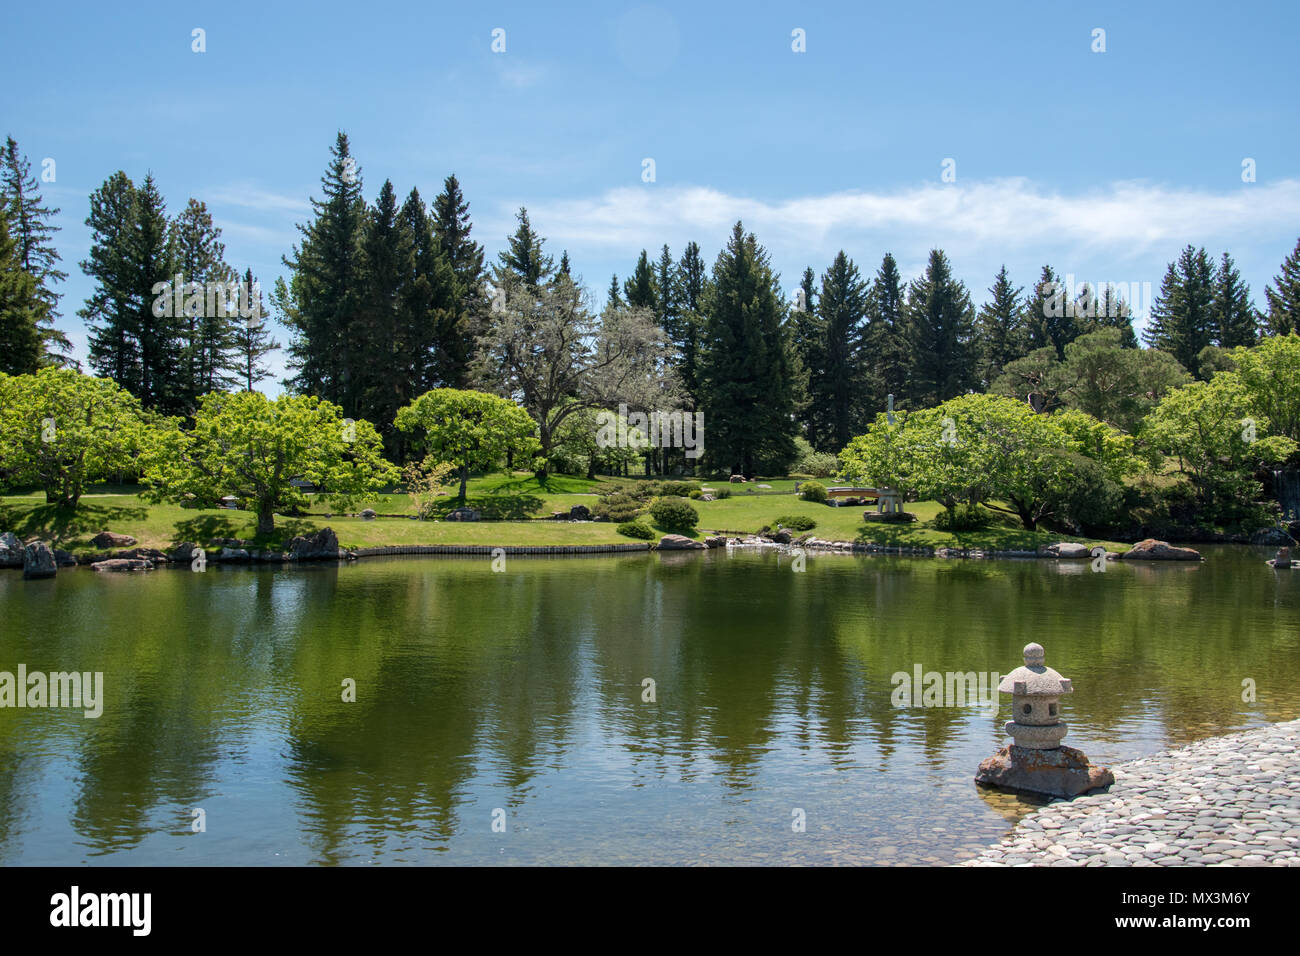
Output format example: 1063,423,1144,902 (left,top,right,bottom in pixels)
975,643,1113,798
